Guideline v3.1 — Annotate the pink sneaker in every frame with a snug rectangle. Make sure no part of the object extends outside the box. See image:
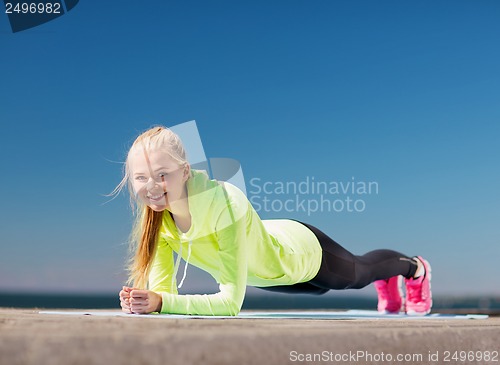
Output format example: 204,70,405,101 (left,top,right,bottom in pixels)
374,276,404,314
405,256,432,315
